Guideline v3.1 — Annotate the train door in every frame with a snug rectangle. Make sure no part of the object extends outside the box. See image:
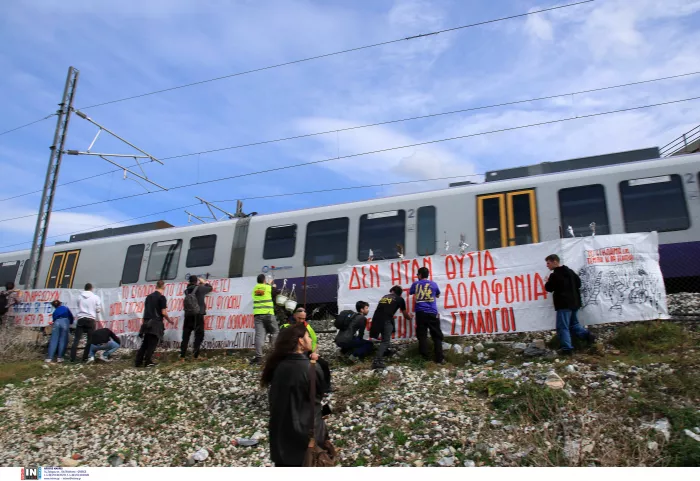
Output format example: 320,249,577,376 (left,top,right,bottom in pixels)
477,189,539,250
45,249,81,288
